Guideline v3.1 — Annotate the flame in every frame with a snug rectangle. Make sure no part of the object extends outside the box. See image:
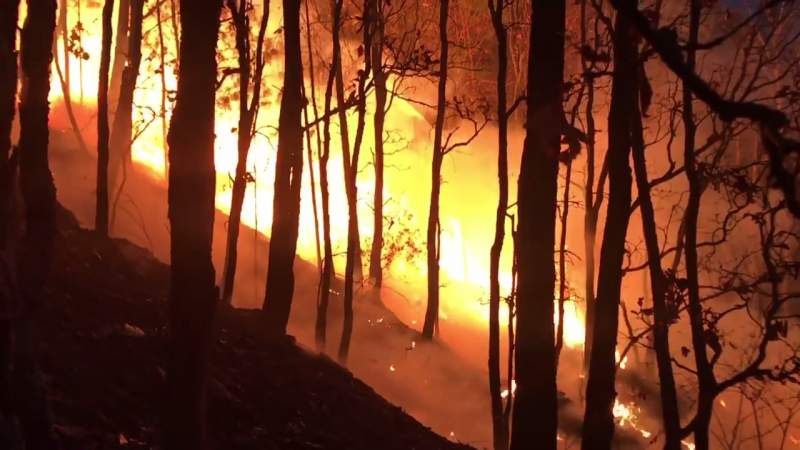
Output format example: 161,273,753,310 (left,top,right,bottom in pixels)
42,1,589,348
